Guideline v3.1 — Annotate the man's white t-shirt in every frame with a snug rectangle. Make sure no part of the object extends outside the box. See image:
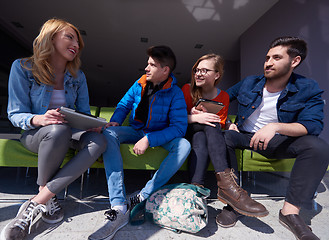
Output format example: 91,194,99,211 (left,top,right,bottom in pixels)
241,88,282,133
